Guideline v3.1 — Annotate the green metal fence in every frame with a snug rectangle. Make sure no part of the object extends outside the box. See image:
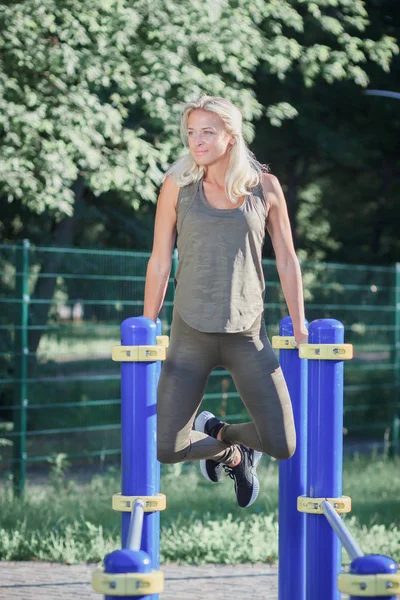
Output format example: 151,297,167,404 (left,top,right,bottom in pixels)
0,242,399,494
